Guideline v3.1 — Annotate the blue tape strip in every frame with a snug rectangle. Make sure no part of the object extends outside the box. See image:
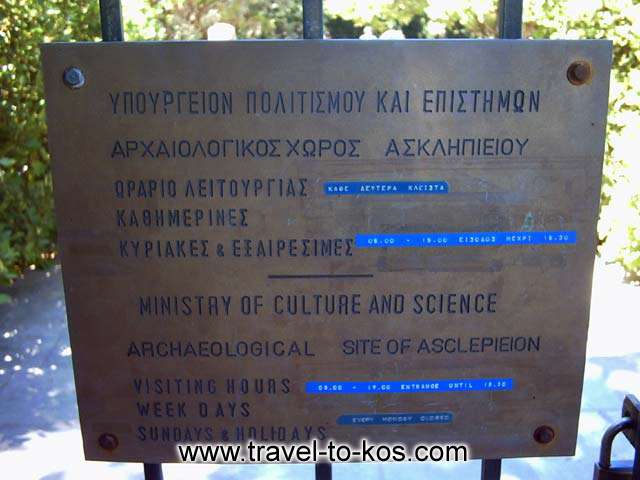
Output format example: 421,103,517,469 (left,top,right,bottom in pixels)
324,181,448,196
355,230,576,248
337,412,453,425
306,378,512,394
